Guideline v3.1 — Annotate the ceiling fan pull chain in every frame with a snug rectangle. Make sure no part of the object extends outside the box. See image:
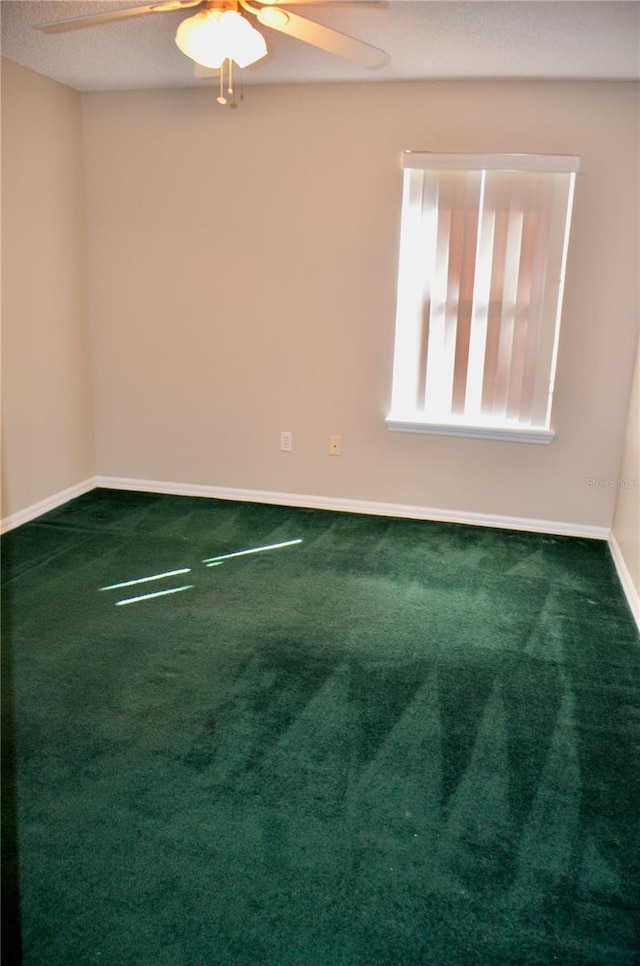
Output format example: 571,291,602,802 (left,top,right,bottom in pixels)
229,60,239,109
216,62,227,105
